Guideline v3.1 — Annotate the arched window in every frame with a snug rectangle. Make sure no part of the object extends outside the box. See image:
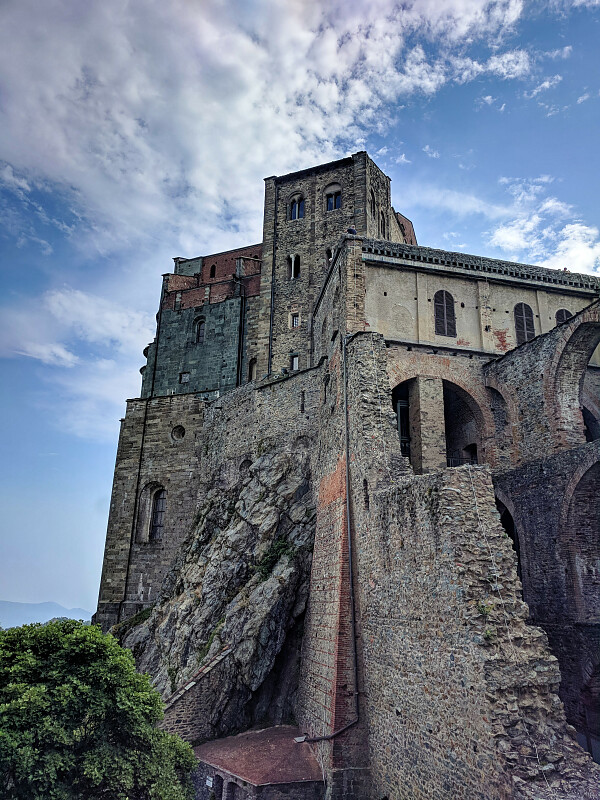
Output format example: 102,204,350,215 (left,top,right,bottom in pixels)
514,302,535,345
434,290,456,337
556,308,573,324
379,211,386,239
288,255,300,280
248,358,257,382
325,183,342,212
290,196,305,220
210,264,216,279
370,190,376,217
195,320,206,344
149,488,166,541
